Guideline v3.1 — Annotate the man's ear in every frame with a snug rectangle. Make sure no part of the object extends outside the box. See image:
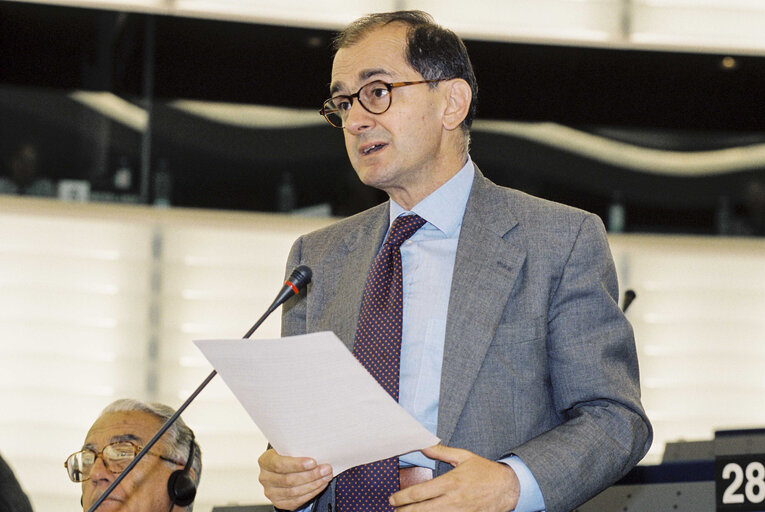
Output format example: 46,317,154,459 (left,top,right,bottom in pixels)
441,78,472,131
